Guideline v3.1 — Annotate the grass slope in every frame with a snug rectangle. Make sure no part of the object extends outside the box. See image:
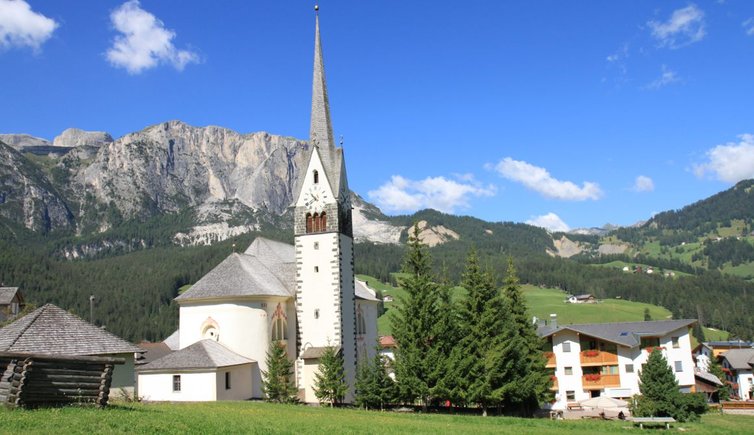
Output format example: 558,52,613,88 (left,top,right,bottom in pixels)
0,402,752,434
365,274,729,341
